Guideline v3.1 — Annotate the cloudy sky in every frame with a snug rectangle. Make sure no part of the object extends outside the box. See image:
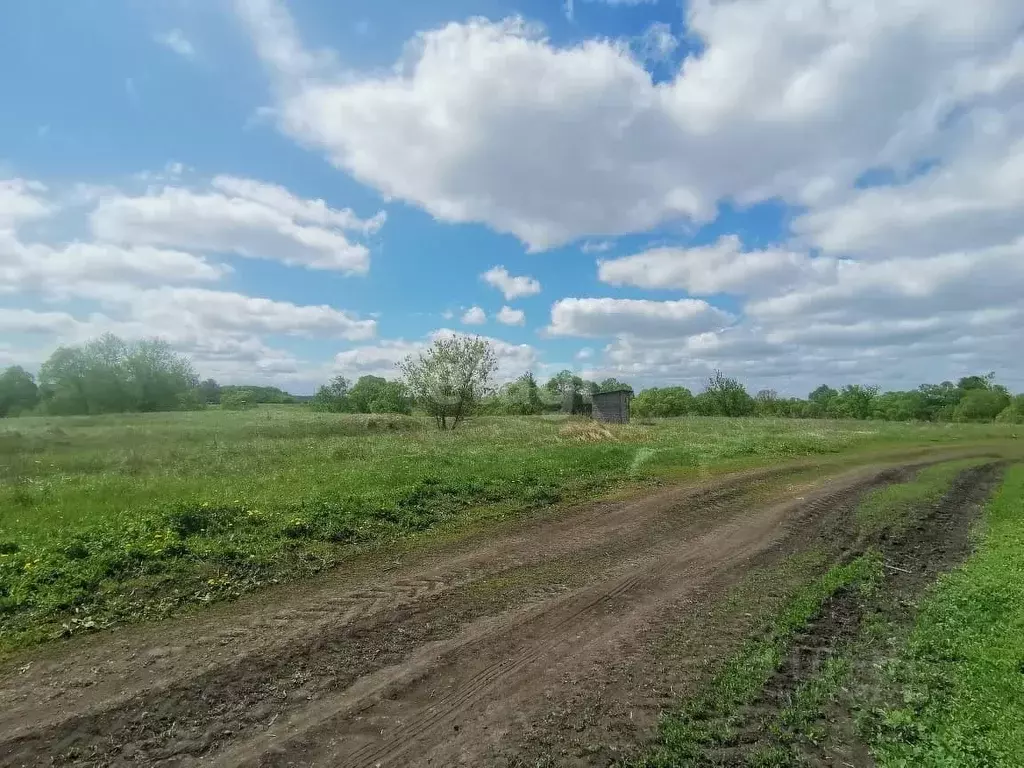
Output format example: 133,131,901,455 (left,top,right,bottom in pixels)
2,0,1022,395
